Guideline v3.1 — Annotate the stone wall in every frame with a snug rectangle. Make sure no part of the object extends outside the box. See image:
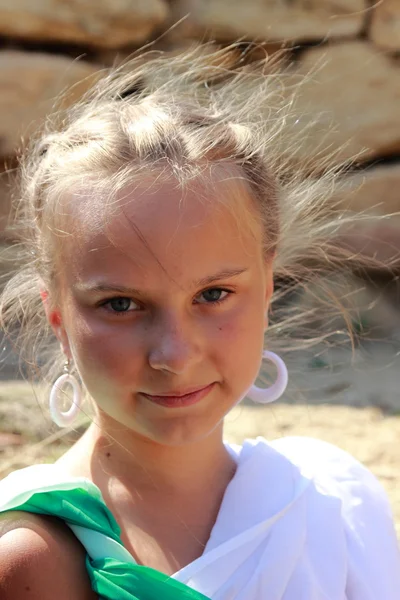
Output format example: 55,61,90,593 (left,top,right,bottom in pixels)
0,0,400,269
